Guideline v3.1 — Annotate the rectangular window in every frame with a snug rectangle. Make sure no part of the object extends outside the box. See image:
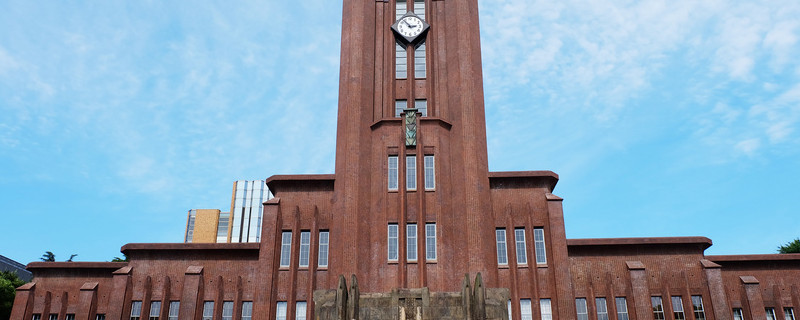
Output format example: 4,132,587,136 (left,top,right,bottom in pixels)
413,0,425,19
732,308,743,320
221,302,233,320
514,228,527,264
533,227,546,264
786,307,796,320
415,99,428,117
216,212,229,243
396,43,407,79
295,301,307,320
407,223,418,261
425,223,436,260
131,301,143,320
168,302,179,320
652,296,665,320
615,297,629,320
275,302,287,320
241,302,252,320
671,296,685,320
575,298,589,320
280,231,292,267
396,0,407,18
95,315,105,320
507,300,512,320
202,302,213,320
388,156,399,190
406,155,417,190
767,308,777,320
414,43,426,79
149,301,161,320
318,230,330,267
65,315,74,320
49,315,57,320
32,314,41,320
299,231,311,267
423,155,434,190
496,229,508,265
395,99,407,118
540,298,553,320
185,210,196,243
691,296,705,320
520,299,532,320
595,297,609,320
388,224,399,261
